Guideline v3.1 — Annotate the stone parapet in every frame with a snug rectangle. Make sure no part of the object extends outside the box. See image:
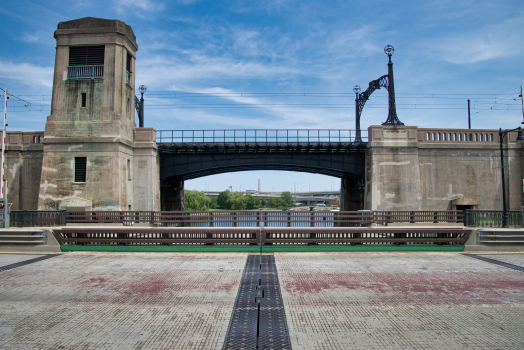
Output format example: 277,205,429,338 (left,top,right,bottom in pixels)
365,124,523,212
368,125,418,148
